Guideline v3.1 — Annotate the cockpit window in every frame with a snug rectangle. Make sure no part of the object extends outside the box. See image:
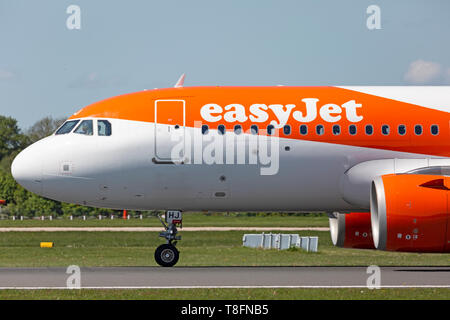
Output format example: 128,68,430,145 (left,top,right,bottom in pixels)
98,120,112,136
55,120,80,135
74,120,93,135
